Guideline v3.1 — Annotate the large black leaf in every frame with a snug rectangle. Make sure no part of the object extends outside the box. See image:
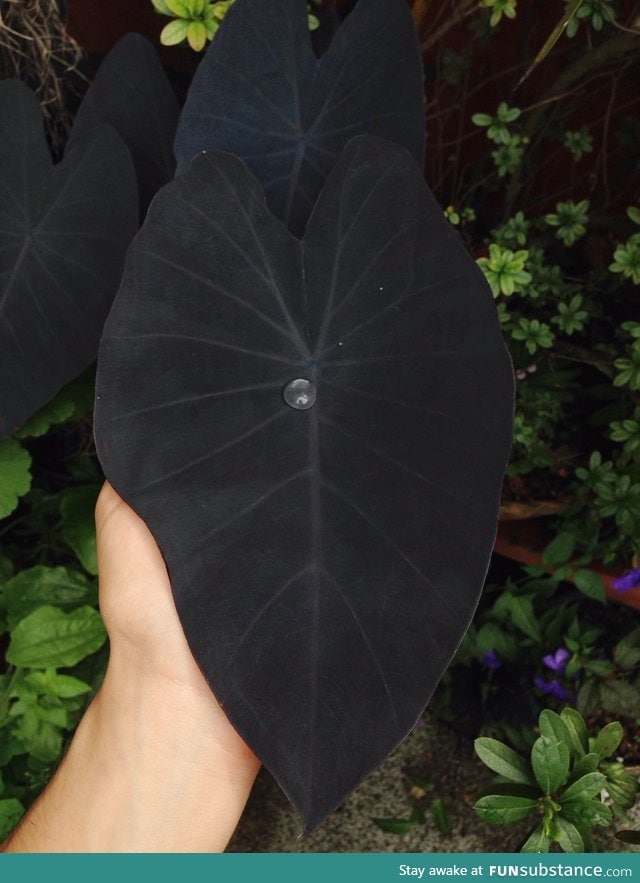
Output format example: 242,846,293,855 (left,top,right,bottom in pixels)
173,0,425,236
94,136,514,831
0,80,137,438
71,34,179,216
